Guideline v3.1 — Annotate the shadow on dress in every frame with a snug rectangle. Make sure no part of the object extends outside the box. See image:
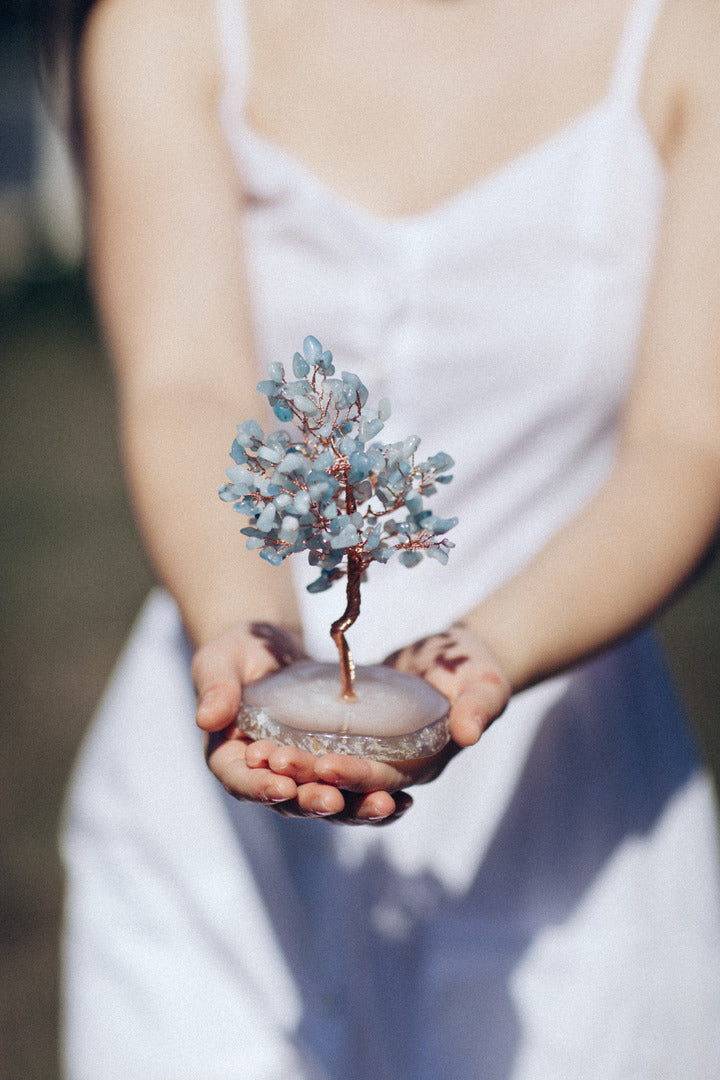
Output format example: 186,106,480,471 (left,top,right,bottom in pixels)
229,643,700,1080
